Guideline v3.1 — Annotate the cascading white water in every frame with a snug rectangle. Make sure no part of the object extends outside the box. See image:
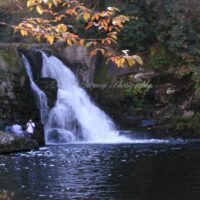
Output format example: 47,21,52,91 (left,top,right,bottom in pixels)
41,52,131,143
22,55,49,124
